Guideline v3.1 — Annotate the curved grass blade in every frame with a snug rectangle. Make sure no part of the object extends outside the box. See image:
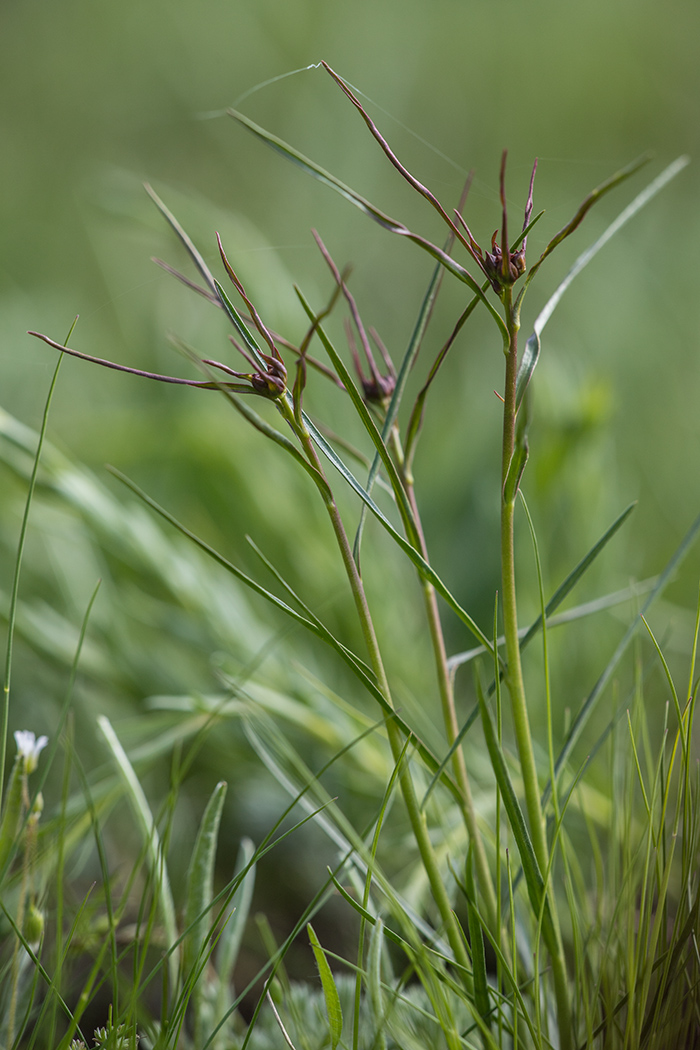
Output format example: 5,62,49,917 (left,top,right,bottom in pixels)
354,733,409,1050
295,287,417,539
96,715,179,992
2,317,75,805
527,152,654,282
430,502,640,806
228,109,399,231
354,197,467,561
228,108,505,334
243,713,454,957
106,468,463,803
367,918,387,1050
517,156,689,403
215,837,256,1025
245,536,374,681
465,848,491,1028
213,279,269,372
105,467,325,637
448,500,637,673
307,924,344,1050
145,182,218,296
474,671,557,946
545,507,700,808
298,411,495,657
183,780,227,1025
